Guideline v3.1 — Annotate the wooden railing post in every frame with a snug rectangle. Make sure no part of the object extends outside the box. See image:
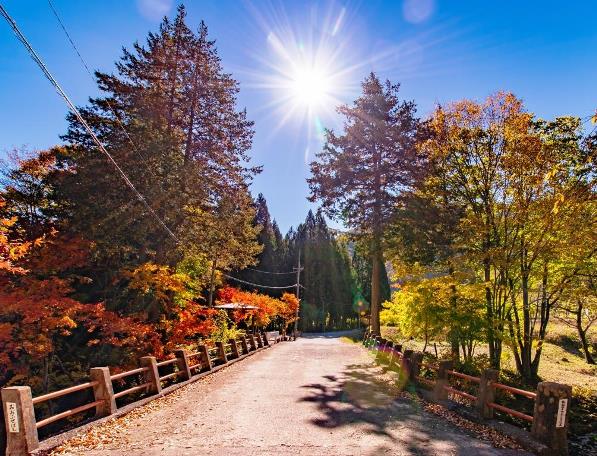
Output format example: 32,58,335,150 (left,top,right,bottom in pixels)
374,337,383,352
531,382,571,455
377,340,393,364
476,368,498,419
174,349,192,380
410,352,423,381
400,349,413,382
198,344,212,371
215,342,228,364
368,336,375,349
248,335,257,351
229,339,240,359
375,338,387,361
139,356,162,395
1,386,39,455
239,337,249,355
433,360,453,401
89,367,116,416
388,346,400,370
262,332,270,346
255,333,264,348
